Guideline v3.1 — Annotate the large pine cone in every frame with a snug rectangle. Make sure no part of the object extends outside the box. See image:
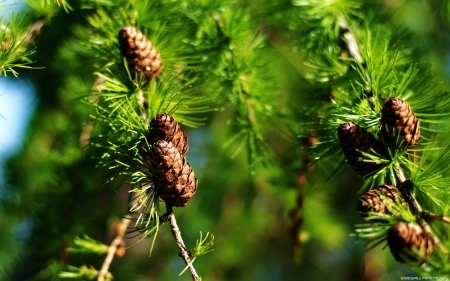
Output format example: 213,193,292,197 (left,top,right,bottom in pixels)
380,97,420,148
118,26,162,82
338,122,383,176
387,222,434,264
357,184,404,219
147,113,188,158
149,140,197,207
